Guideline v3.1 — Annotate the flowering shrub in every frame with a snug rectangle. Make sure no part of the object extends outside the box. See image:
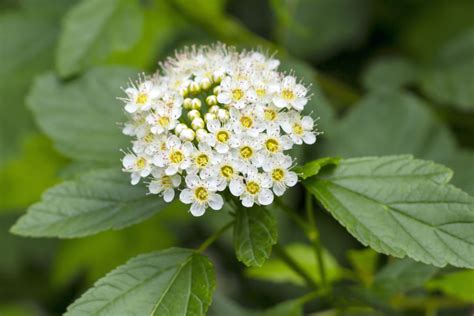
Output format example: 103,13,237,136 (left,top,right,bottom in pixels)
121,45,317,215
